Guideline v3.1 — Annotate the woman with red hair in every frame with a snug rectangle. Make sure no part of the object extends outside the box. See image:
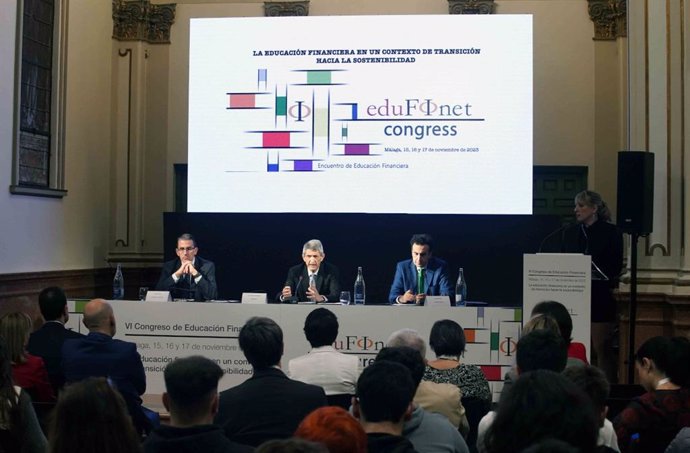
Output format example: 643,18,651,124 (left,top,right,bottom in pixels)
295,406,367,453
